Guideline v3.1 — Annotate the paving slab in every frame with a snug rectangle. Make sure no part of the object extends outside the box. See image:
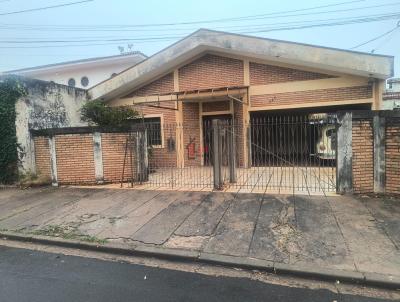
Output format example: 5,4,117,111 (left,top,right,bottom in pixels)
290,195,355,271
96,191,186,239
0,188,92,230
0,188,33,205
174,192,234,237
43,189,133,227
248,195,288,262
79,190,162,236
328,195,400,276
363,196,400,249
131,191,209,244
204,193,263,257
0,188,60,220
